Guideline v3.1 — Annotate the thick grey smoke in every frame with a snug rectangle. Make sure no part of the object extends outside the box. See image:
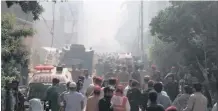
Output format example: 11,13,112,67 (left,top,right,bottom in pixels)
33,1,169,54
